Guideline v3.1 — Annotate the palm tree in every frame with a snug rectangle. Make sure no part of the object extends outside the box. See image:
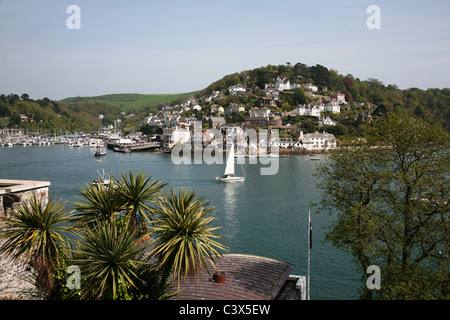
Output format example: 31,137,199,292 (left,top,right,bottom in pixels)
72,176,126,227
0,194,73,296
72,217,149,300
151,187,227,289
119,170,166,231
